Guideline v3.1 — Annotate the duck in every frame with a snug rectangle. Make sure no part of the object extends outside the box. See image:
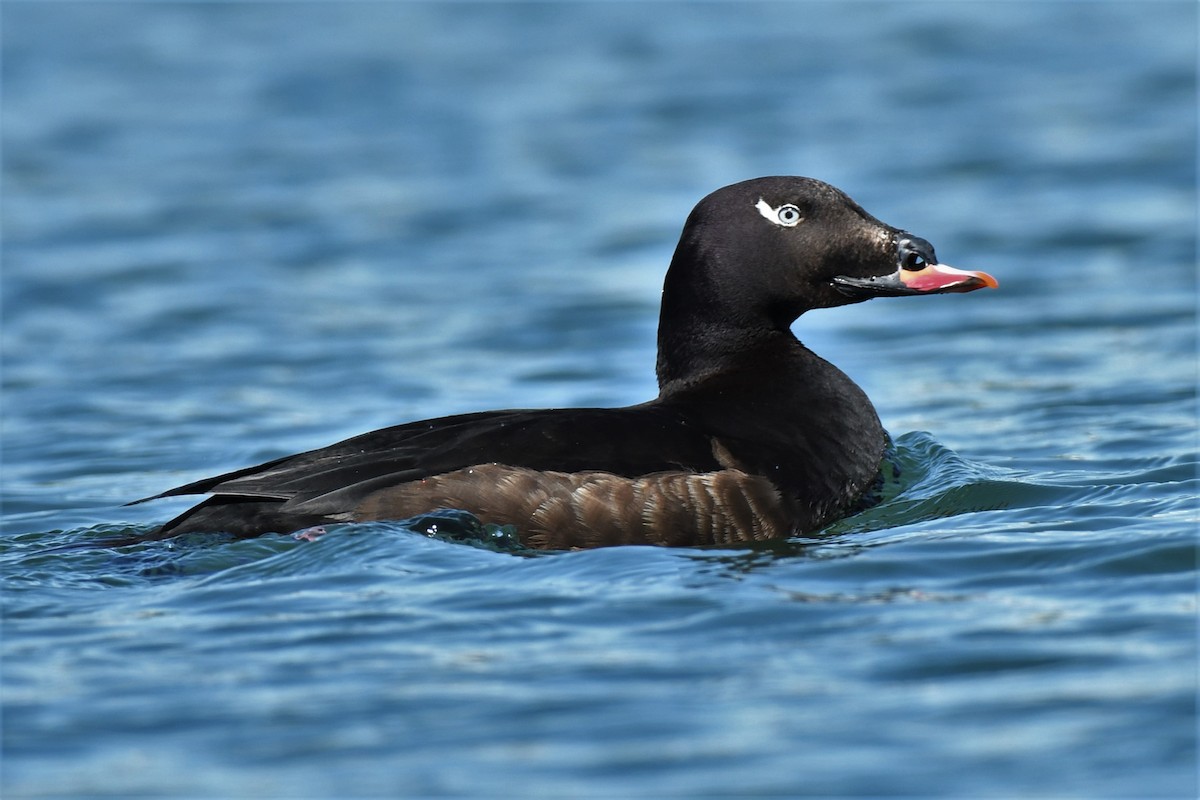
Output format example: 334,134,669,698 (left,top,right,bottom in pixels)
127,176,996,549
